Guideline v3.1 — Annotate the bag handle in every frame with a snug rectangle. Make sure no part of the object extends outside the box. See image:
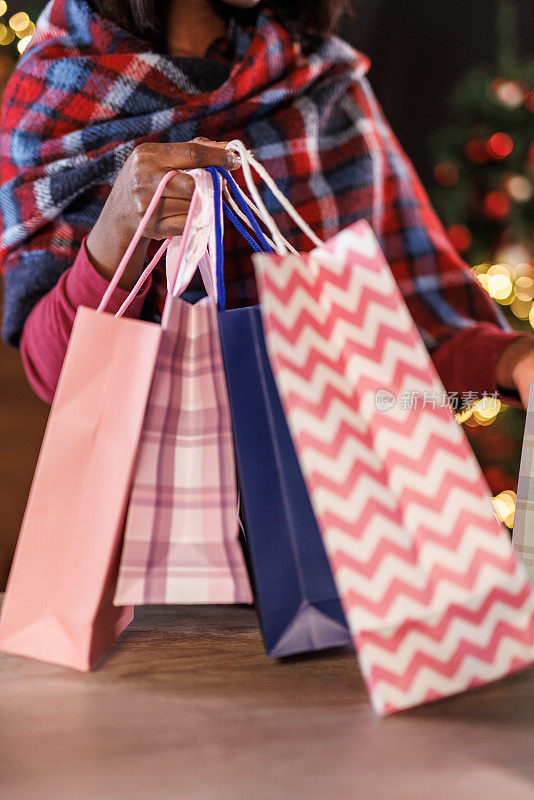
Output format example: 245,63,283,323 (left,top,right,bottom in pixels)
166,189,202,299
221,170,298,255
169,167,225,304
218,168,275,251
225,139,324,252
207,166,274,313
97,169,179,316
